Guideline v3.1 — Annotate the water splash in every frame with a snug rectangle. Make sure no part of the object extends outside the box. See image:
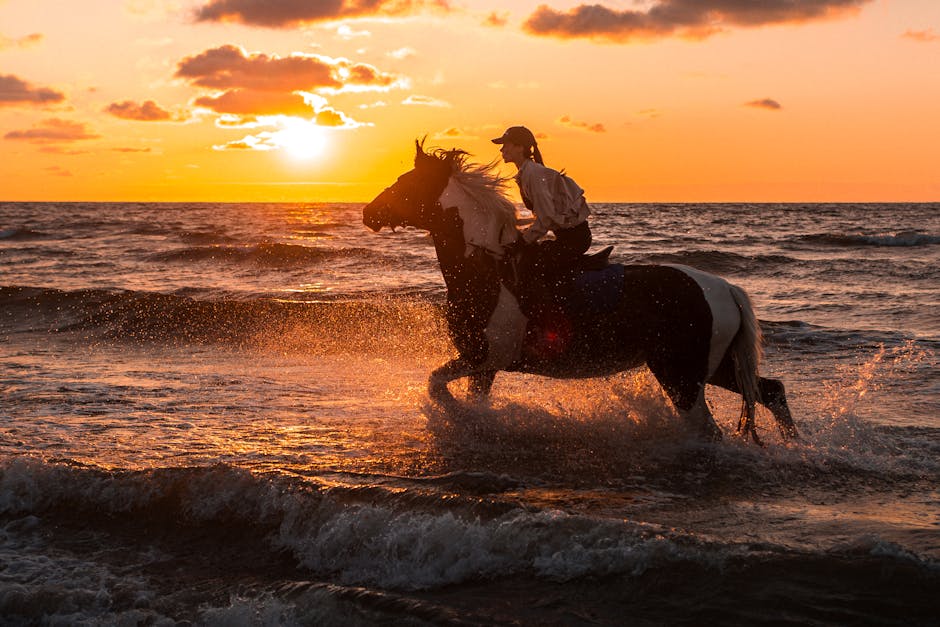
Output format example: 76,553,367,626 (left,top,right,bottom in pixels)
788,341,938,478
818,341,930,430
